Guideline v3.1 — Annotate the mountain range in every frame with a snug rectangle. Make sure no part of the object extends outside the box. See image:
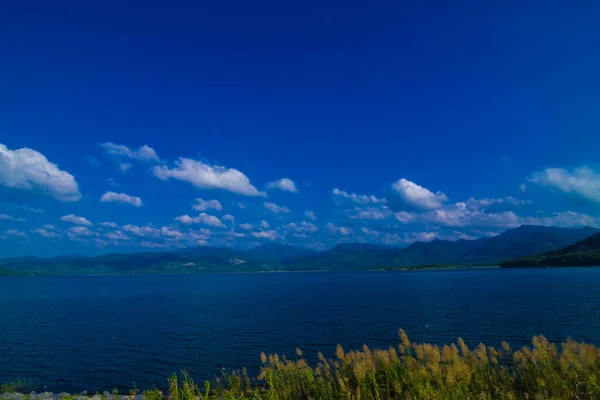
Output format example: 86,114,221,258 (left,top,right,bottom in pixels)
1,225,598,276
500,232,600,268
